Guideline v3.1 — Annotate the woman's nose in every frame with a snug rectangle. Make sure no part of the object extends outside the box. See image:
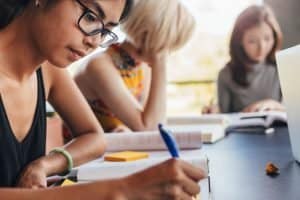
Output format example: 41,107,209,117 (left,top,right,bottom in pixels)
83,34,103,50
